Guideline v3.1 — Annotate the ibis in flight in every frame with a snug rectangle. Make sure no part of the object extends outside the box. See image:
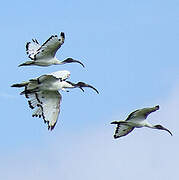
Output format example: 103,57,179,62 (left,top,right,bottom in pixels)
11,70,99,130
111,105,172,138
18,32,85,67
